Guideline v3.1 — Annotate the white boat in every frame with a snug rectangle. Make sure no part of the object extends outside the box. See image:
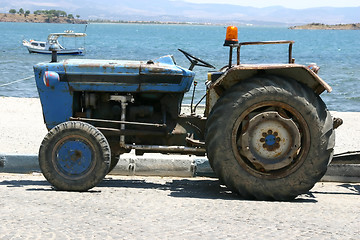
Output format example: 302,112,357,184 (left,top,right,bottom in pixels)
23,31,86,55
